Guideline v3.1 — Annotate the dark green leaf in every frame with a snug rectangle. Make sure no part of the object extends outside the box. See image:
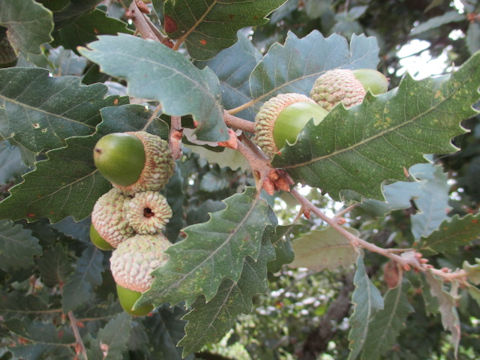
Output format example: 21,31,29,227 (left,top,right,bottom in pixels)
348,254,384,360
0,0,53,63
62,247,104,312
419,213,480,254
361,282,414,360
0,220,41,271
0,293,51,319
179,234,275,355
0,104,163,223
205,33,262,122
86,313,132,359
267,224,297,273
37,245,73,287
0,141,29,185
52,8,131,51
79,34,230,142
0,67,115,153
249,31,379,112
163,0,287,60
139,187,273,307
273,52,480,200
